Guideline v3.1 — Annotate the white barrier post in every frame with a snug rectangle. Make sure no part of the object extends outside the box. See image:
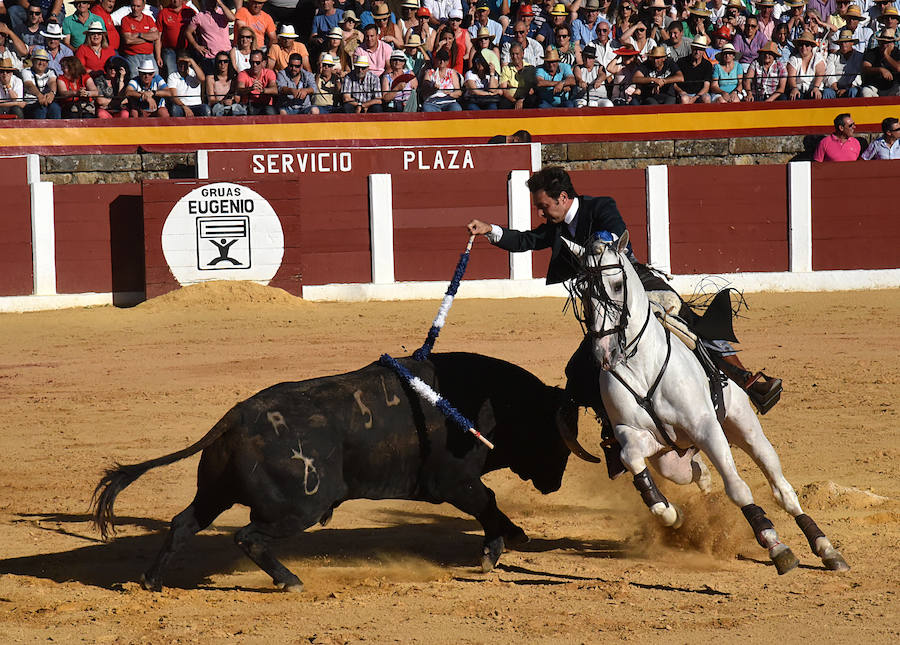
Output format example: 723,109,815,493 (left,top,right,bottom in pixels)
646,164,671,275
368,173,394,284
195,150,209,179
26,154,40,184
30,181,56,295
507,169,532,280
788,161,812,273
